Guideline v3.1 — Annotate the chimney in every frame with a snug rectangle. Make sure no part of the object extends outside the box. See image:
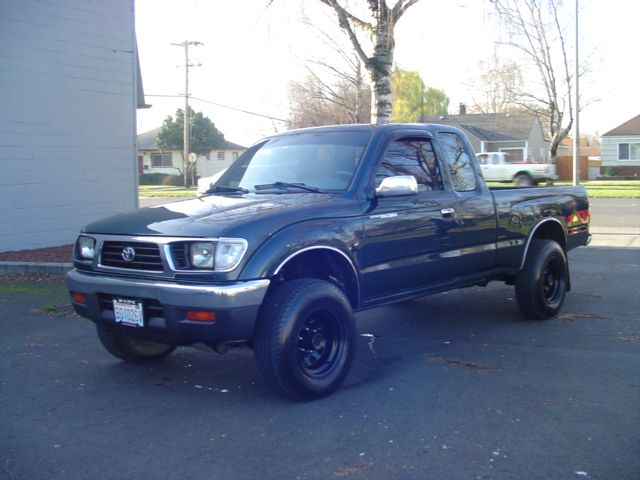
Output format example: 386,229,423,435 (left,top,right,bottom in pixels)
459,103,466,115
